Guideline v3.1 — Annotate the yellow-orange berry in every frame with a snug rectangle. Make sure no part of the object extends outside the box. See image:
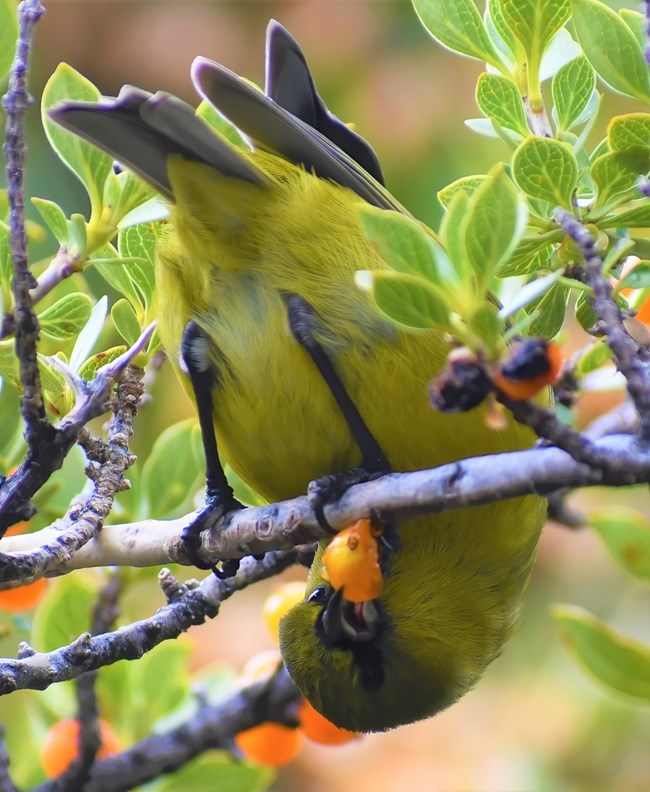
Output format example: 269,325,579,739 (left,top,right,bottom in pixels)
235,722,304,767
322,518,384,602
0,578,48,612
298,699,359,746
41,718,121,777
262,581,306,642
